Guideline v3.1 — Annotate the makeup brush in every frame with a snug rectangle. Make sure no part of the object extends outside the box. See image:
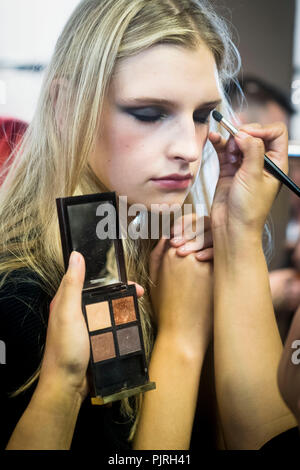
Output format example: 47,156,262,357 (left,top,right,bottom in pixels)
212,110,300,198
